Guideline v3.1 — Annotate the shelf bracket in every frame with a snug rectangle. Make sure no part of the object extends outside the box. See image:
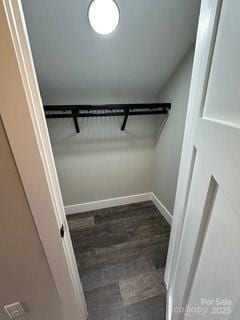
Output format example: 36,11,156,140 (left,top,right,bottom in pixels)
121,107,129,131
72,110,80,133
